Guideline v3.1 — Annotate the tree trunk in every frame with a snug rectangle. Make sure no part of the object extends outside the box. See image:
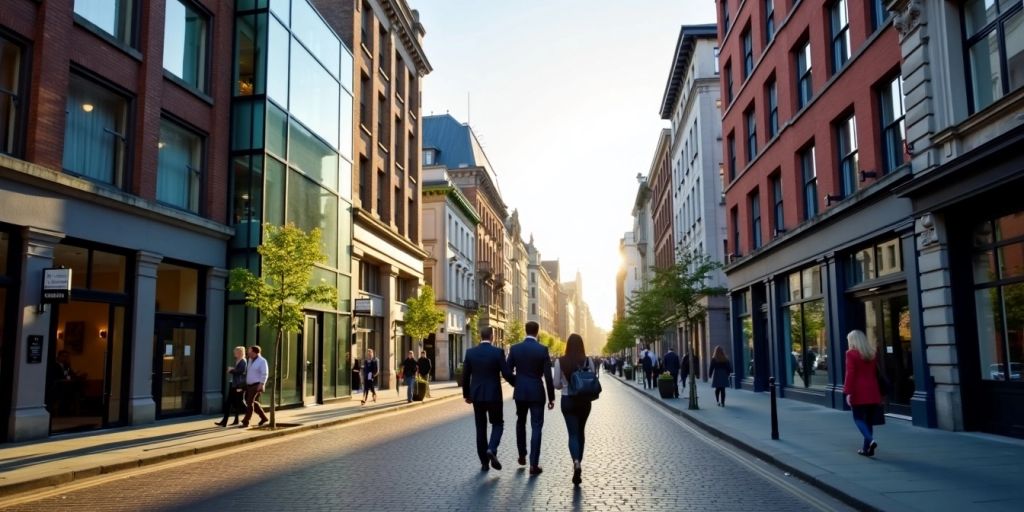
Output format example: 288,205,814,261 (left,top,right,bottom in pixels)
271,329,282,429
687,324,699,410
